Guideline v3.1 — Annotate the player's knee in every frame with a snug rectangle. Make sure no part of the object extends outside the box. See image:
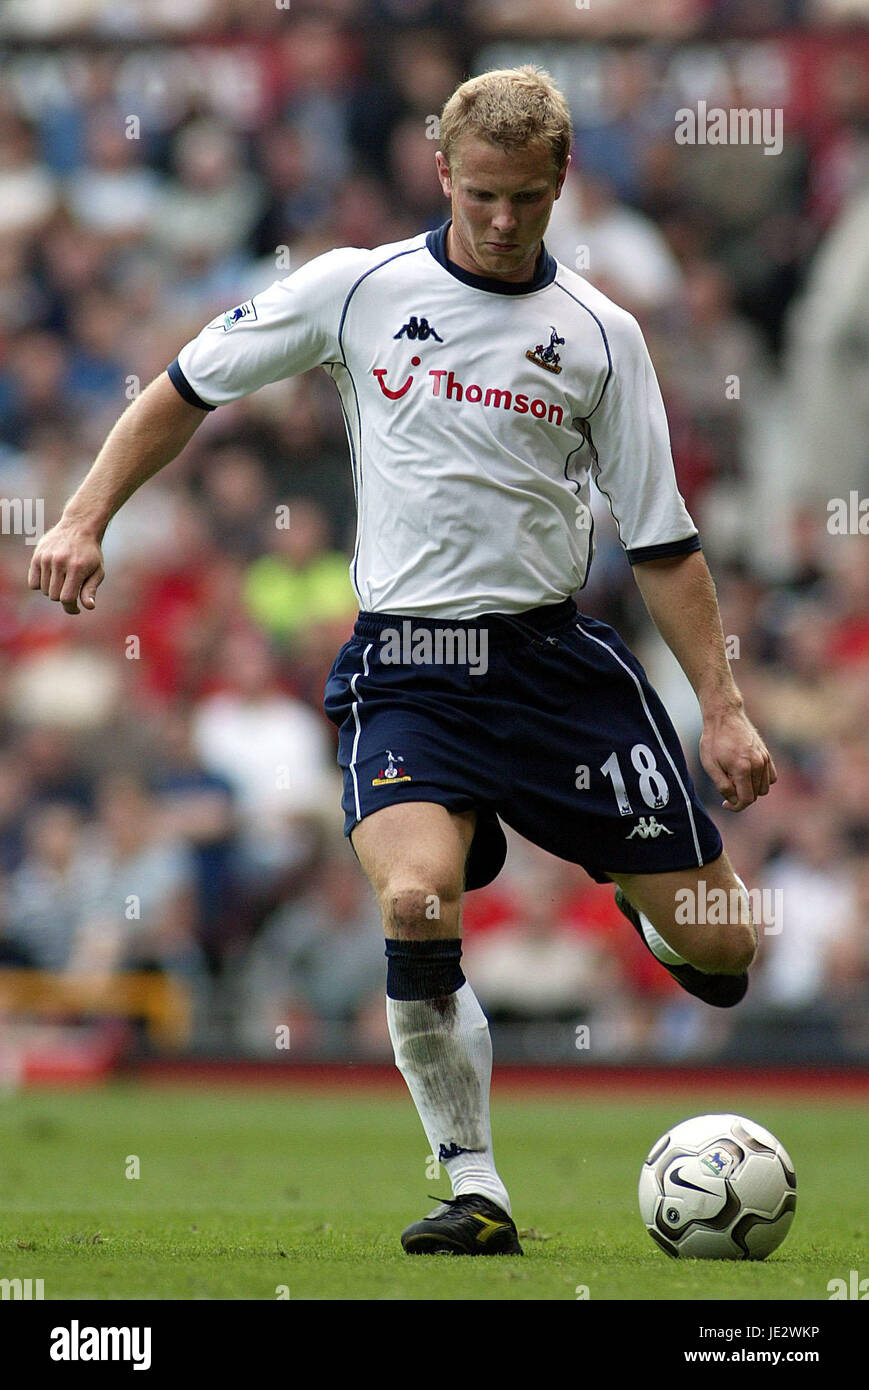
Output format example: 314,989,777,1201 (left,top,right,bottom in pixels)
706,921,757,975
383,882,461,937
